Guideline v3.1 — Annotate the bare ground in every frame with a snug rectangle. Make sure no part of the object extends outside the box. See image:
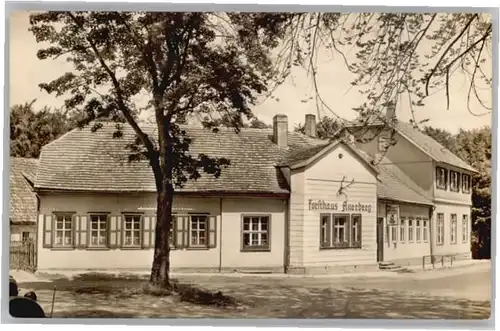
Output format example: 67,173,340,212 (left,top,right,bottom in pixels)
12,262,491,319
